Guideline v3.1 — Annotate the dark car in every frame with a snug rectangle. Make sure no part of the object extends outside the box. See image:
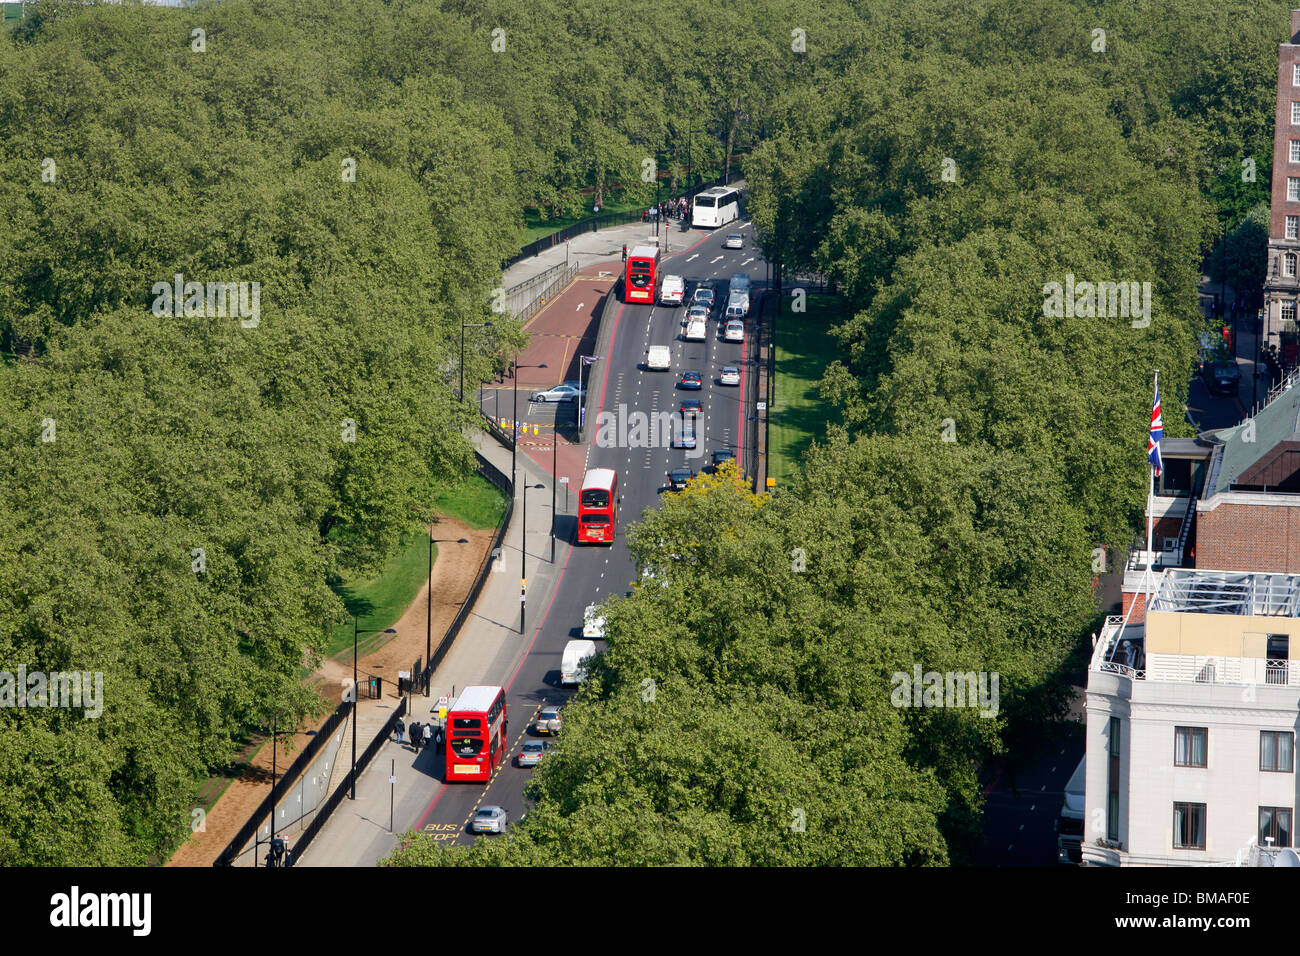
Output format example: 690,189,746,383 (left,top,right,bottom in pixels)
668,467,693,491
678,370,703,390
712,448,736,470
680,398,703,416
1204,360,1241,395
